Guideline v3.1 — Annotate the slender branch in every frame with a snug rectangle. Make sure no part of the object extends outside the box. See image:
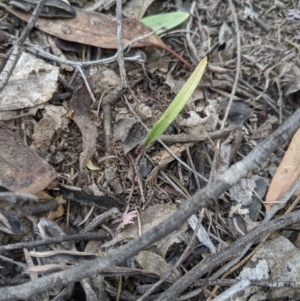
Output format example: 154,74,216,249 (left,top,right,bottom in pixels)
220,0,241,128
116,0,127,88
0,232,107,253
